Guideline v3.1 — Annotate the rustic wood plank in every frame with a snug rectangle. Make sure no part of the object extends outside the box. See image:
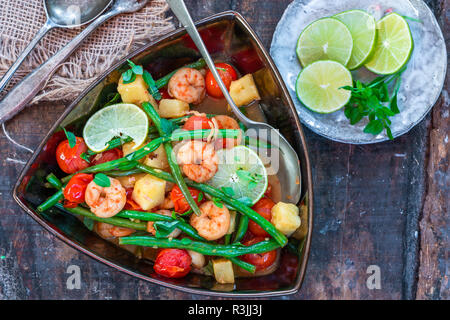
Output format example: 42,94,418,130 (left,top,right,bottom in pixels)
0,0,446,300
